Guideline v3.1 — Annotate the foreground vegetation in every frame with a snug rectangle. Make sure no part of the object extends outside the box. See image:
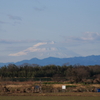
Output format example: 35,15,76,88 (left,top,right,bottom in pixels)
0,95,100,100
0,64,100,84
0,81,100,95
0,64,100,96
